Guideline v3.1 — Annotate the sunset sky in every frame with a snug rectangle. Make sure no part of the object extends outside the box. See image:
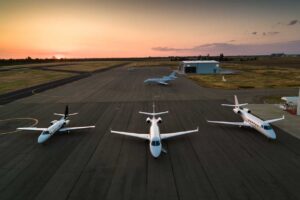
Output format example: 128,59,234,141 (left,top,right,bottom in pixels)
1,0,300,58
